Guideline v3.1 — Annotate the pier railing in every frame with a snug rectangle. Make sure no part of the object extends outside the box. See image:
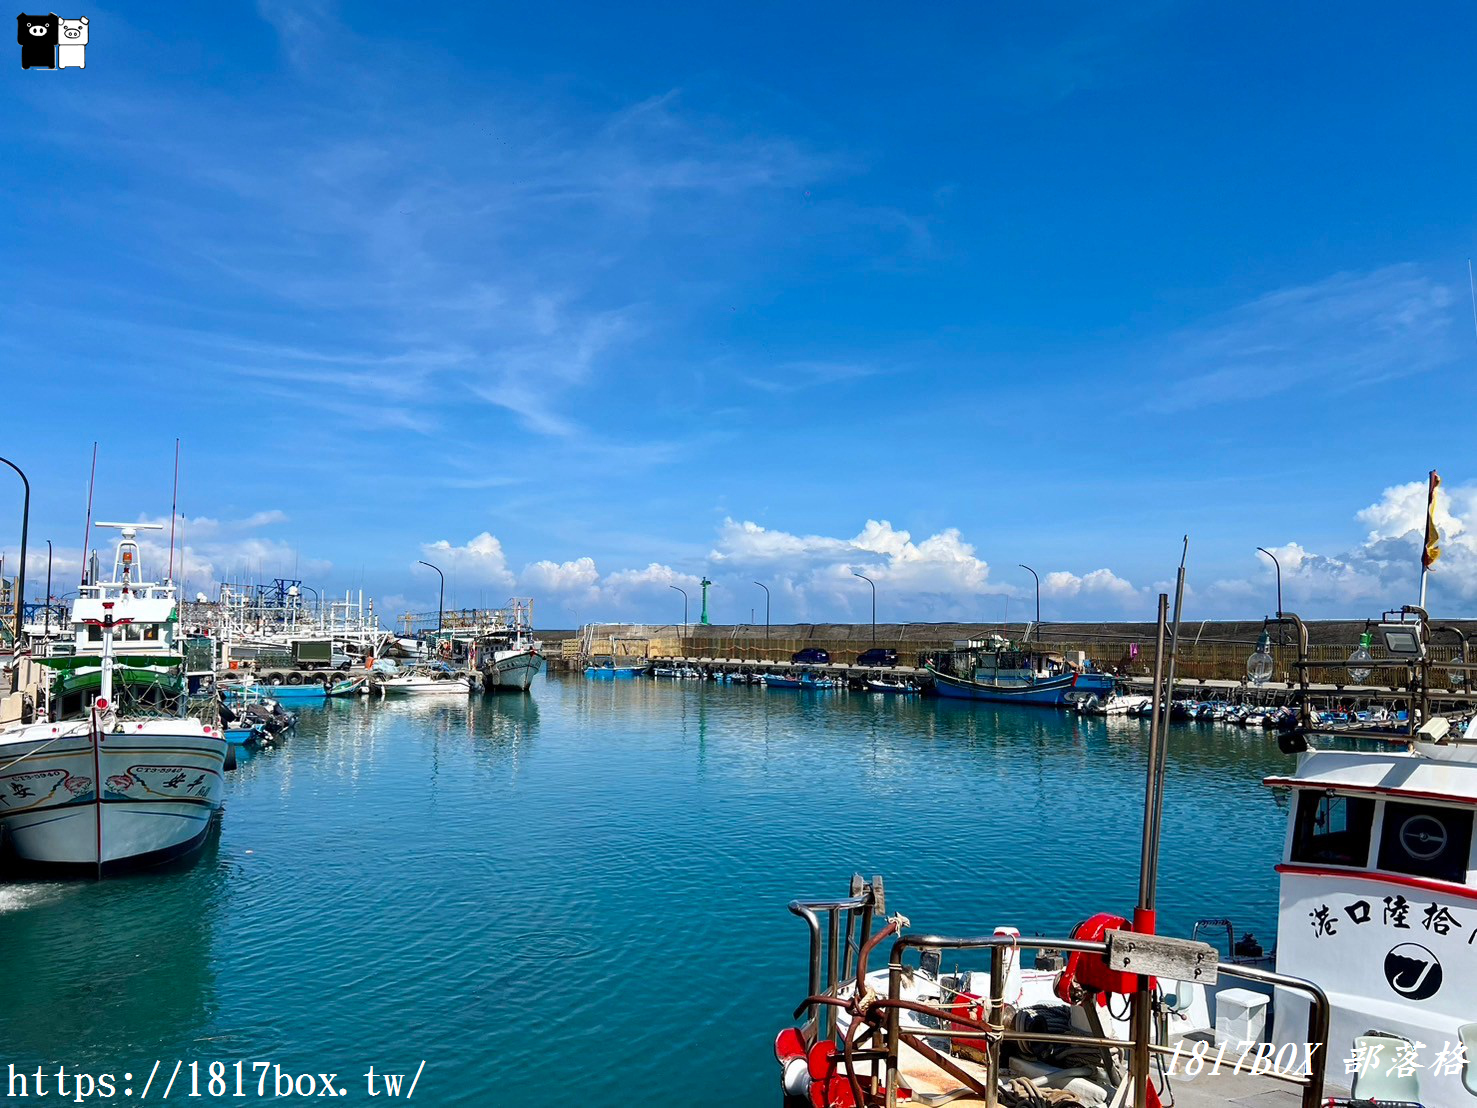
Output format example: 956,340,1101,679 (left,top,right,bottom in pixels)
642,635,1465,687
